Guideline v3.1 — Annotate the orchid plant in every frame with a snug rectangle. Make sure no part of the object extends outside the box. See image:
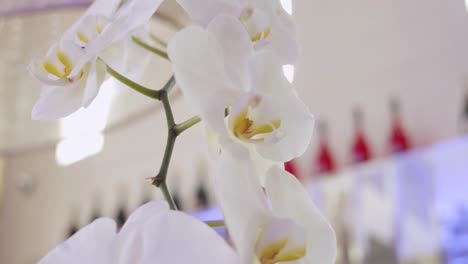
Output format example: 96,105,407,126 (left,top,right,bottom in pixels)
29,0,336,263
